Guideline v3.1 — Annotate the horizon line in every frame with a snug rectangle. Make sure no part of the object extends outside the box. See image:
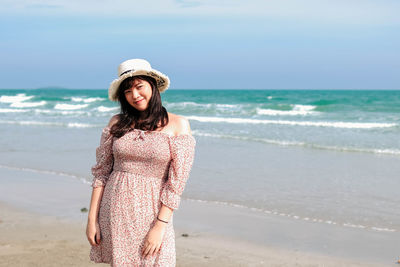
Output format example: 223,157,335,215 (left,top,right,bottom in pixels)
1,88,400,91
